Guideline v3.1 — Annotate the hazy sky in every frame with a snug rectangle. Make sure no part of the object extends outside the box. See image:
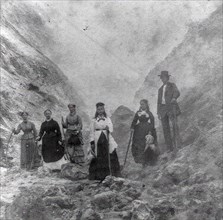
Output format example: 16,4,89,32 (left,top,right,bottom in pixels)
6,0,221,114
